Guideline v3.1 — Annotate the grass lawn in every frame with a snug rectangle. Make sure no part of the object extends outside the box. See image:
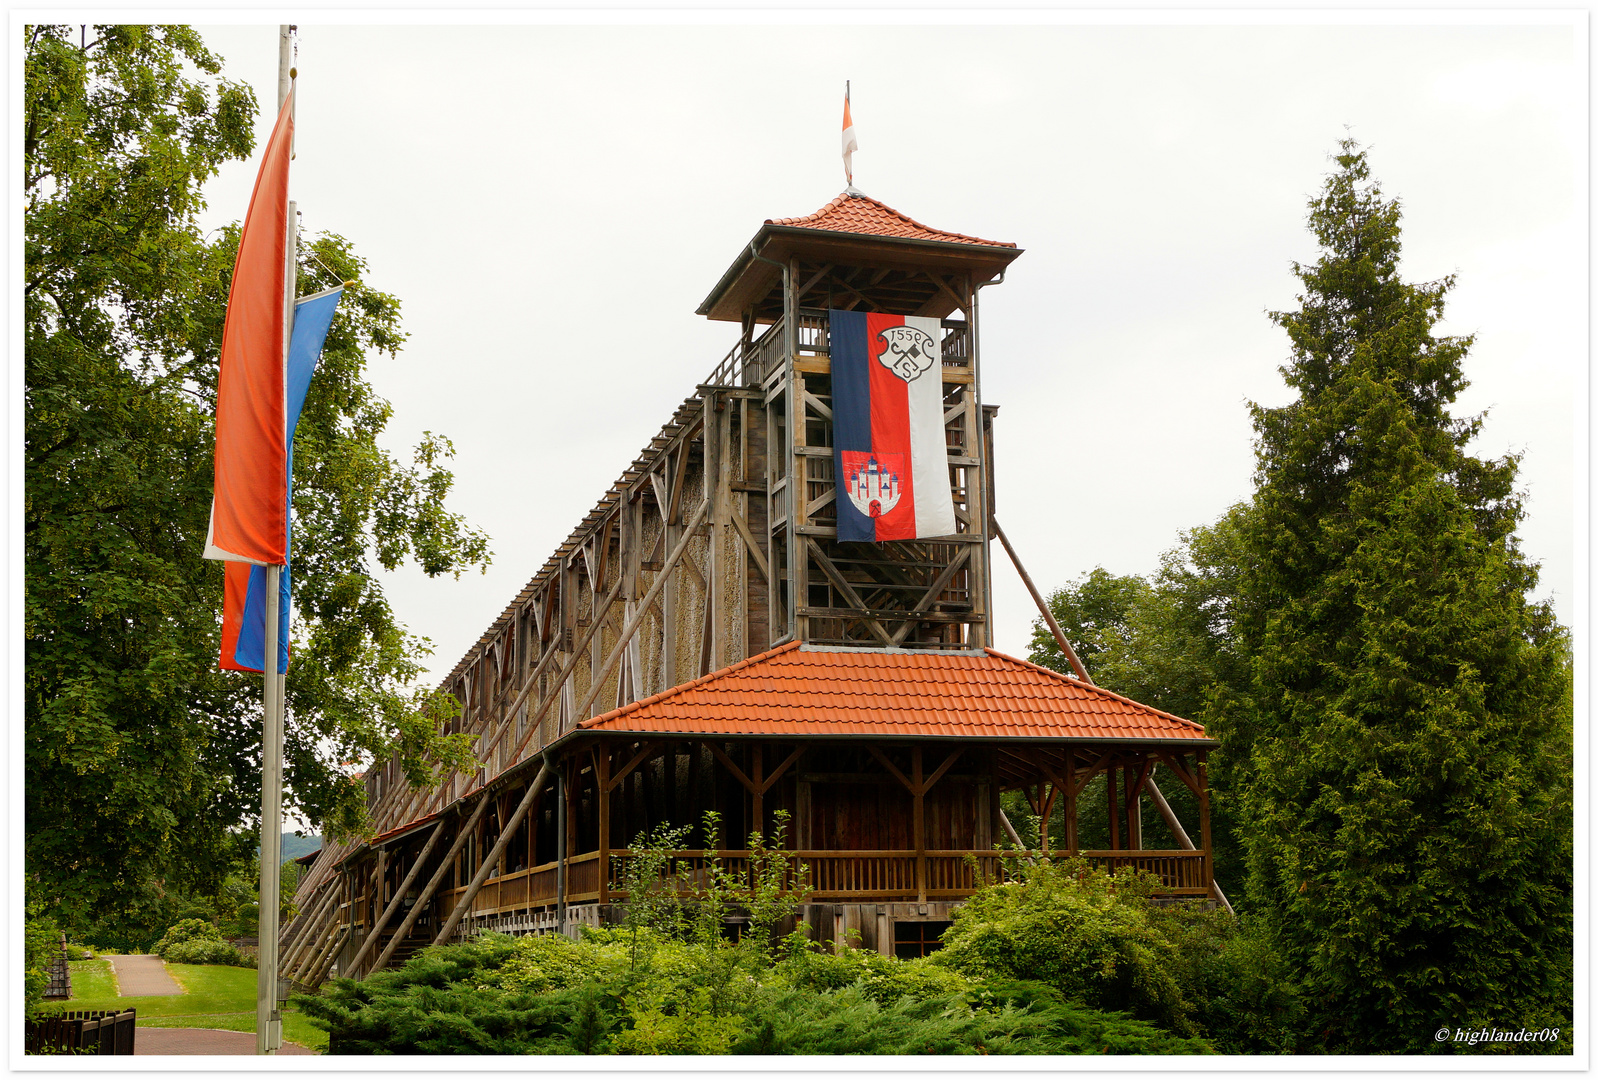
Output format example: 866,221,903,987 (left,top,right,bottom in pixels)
66,959,118,1000
65,960,327,1053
